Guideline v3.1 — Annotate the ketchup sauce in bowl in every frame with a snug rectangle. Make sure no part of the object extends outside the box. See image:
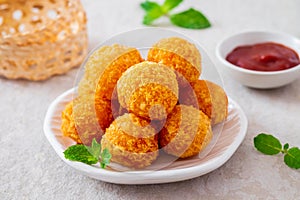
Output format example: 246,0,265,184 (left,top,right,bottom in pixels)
216,31,300,89
226,42,300,72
